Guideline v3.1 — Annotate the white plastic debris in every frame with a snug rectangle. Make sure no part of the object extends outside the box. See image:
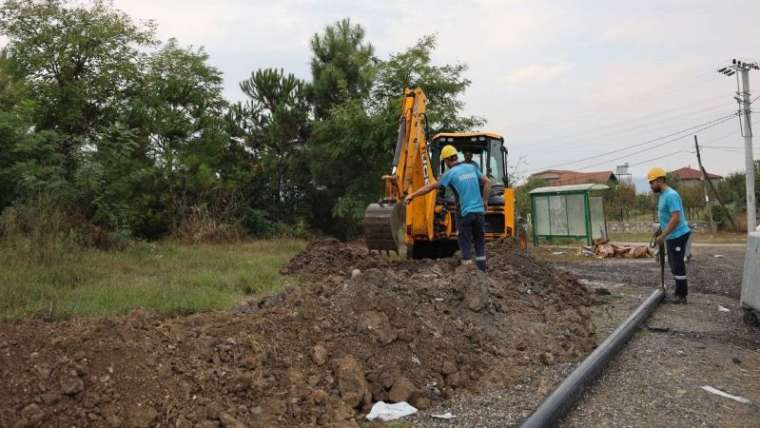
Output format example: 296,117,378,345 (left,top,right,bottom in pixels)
700,385,751,404
551,251,566,255
718,305,731,312
713,254,725,258
366,401,418,421
431,412,456,420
